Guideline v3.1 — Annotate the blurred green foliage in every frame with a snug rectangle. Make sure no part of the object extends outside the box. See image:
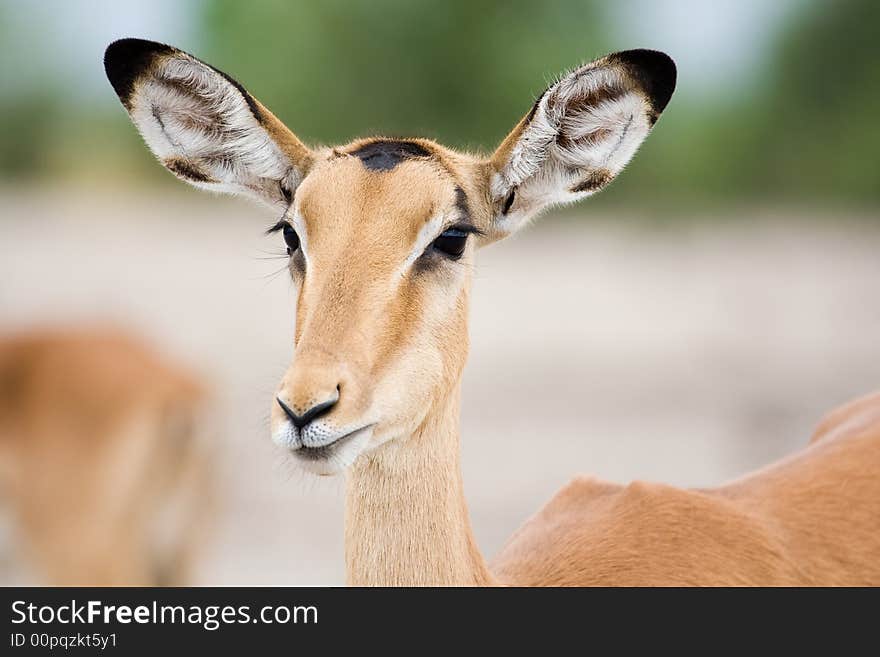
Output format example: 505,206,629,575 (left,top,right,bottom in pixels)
605,0,880,208
0,0,877,210
201,0,611,150
750,0,880,203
